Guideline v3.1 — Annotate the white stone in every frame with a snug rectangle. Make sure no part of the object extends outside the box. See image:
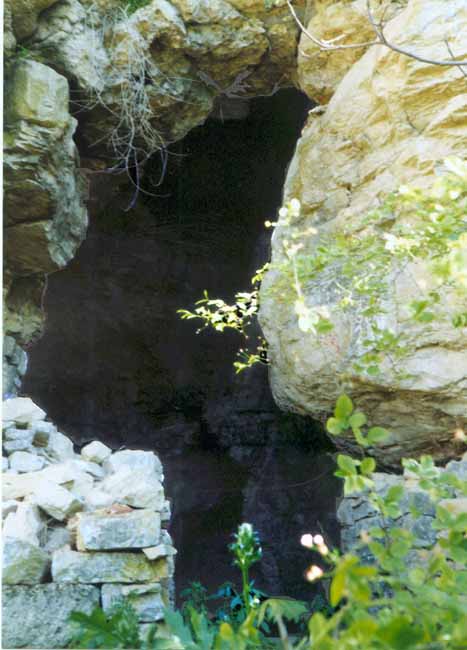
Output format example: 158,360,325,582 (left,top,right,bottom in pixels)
2,397,46,426
84,488,115,510
2,461,93,500
52,546,169,583
42,431,74,461
2,500,19,519
100,467,165,510
143,544,177,561
3,539,50,584
104,450,163,481
161,499,171,523
33,480,83,521
3,433,35,453
3,456,9,471
9,451,45,472
44,526,72,553
32,420,57,446
102,583,165,622
66,472,95,501
4,427,34,440
3,502,45,546
81,440,112,464
70,457,104,479
76,509,161,551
